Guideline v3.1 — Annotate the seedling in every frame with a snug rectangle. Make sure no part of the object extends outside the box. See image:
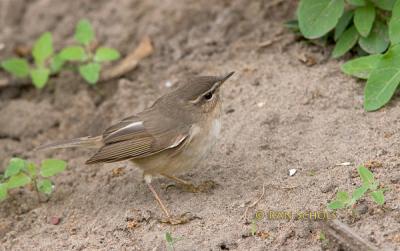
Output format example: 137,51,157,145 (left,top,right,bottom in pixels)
164,232,183,251
64,19,120,84
1,19,120,88
250,218,258,236
0,157,67,202
294,0,400,111
319,231,326,241
327,165,385,210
